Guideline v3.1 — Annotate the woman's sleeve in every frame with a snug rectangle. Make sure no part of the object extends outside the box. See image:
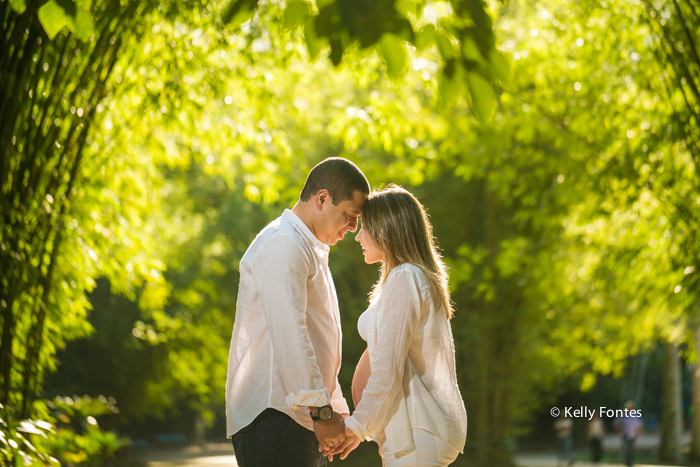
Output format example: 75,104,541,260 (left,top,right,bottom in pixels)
344,267,423,440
